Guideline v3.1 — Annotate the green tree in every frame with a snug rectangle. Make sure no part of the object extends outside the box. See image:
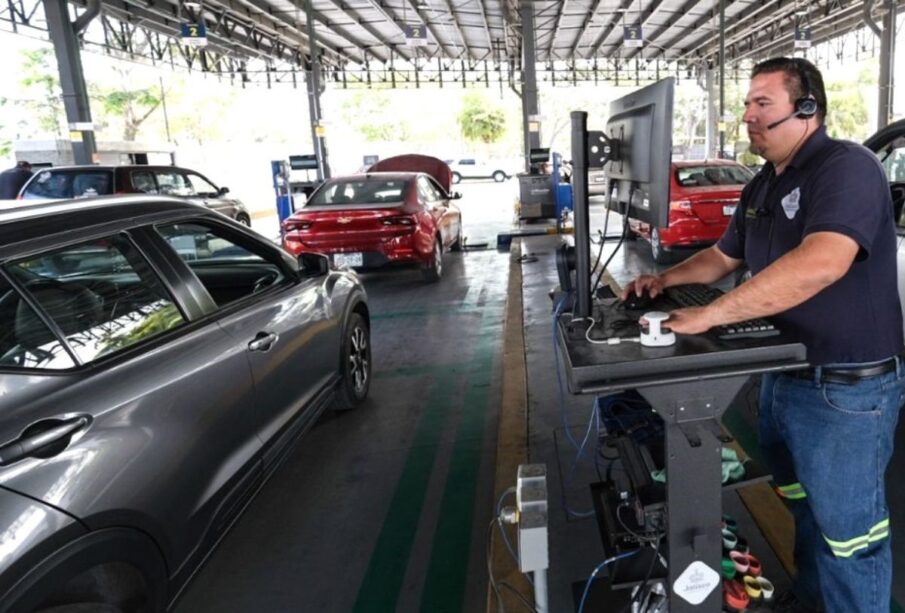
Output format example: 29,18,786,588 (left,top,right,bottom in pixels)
339,91,410,142
824,66,873,141
19,48,64,137
458,93,506,144
93,67,162,141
